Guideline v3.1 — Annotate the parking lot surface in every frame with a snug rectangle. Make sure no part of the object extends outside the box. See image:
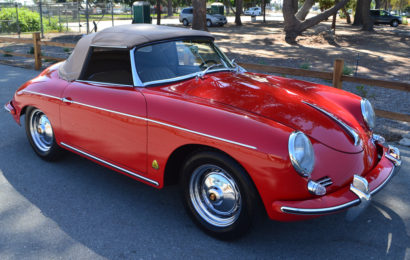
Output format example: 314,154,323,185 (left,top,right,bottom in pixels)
0,64,409,259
